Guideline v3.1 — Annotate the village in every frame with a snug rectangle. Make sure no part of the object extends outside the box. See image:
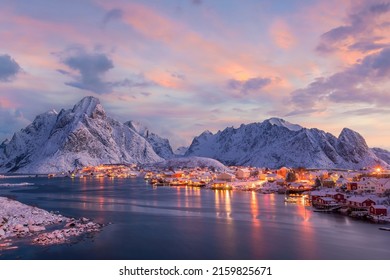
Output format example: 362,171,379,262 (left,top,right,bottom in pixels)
57,163,390,224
